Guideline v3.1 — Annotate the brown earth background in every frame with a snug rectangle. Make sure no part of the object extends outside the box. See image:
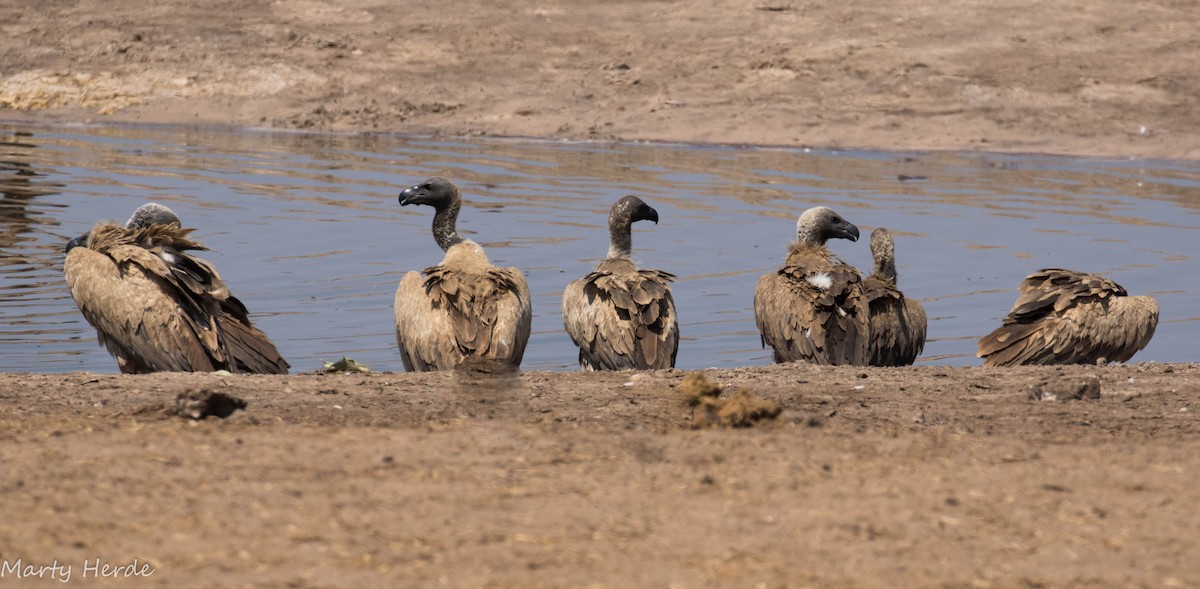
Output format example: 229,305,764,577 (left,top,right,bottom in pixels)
1,0,1199,587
